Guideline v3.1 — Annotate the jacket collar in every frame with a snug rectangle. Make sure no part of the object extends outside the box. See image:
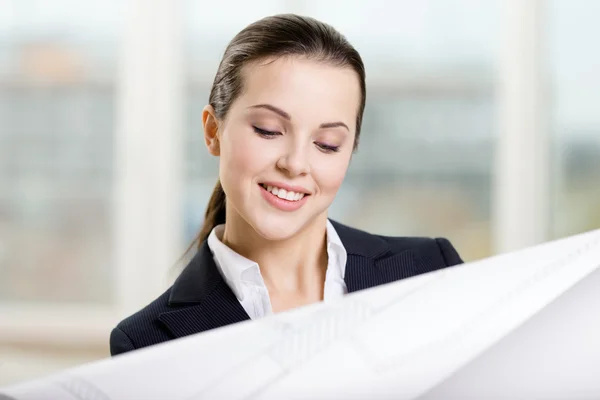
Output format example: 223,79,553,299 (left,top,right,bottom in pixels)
329,220,418,293
159,219,417,338
158,240,250,338
328,220,390,259
167,240,223,305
